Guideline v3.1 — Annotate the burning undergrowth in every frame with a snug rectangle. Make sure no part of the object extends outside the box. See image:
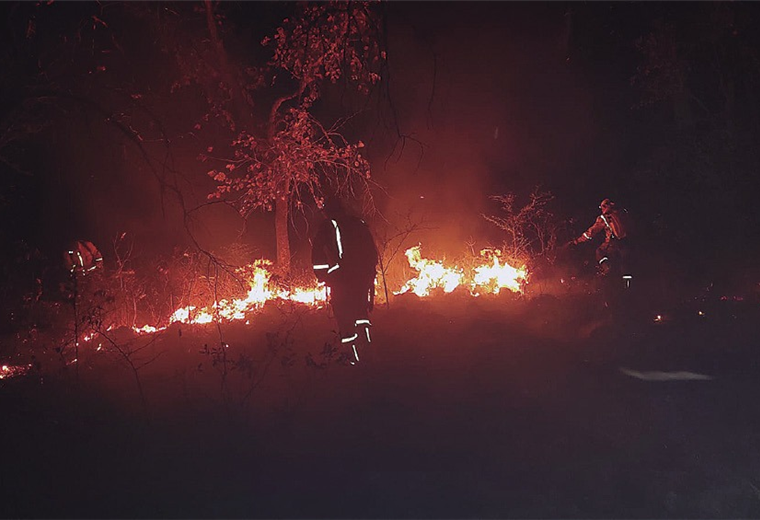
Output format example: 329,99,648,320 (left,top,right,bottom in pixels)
5,233,760,437
396,245,527,297
0,240,531,381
